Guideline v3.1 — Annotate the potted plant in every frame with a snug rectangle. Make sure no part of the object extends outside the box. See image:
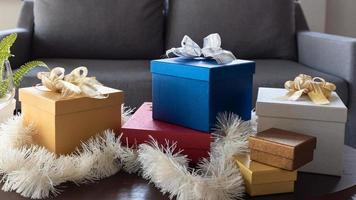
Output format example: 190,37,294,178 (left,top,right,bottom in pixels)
0,33,48,123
